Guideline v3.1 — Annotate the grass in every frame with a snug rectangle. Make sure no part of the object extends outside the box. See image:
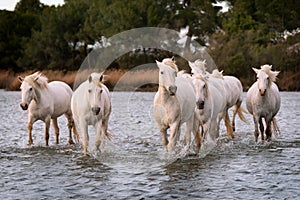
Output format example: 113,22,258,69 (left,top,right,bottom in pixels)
0,68,298,91
0,69,159,92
